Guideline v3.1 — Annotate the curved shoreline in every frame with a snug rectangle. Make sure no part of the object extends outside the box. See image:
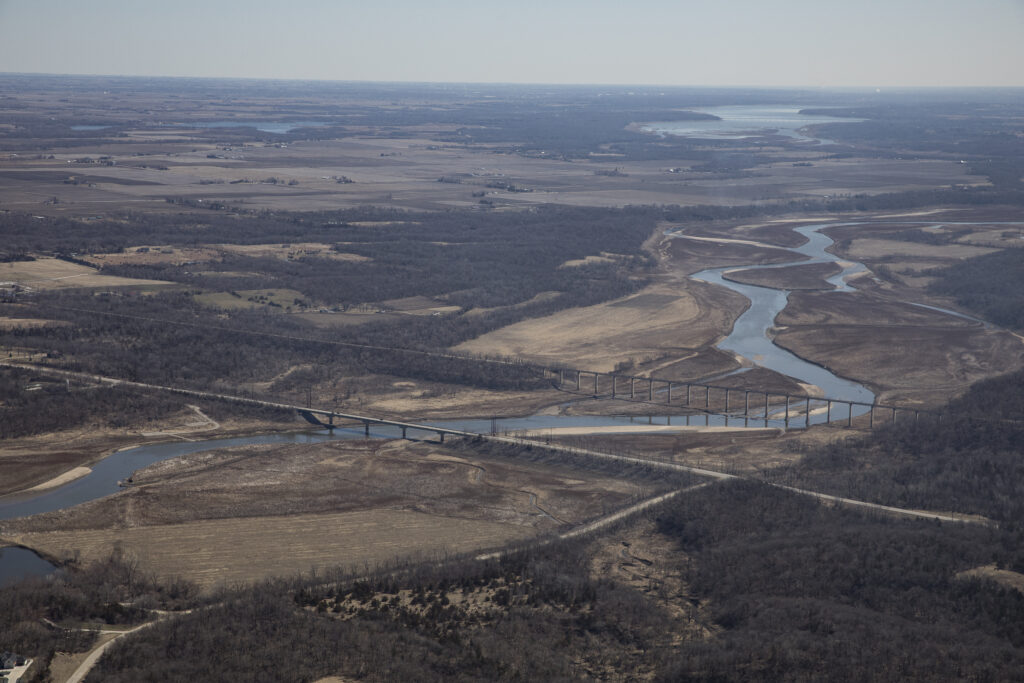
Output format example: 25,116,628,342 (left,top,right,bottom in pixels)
23,466,93,493
684,221,876,409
